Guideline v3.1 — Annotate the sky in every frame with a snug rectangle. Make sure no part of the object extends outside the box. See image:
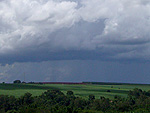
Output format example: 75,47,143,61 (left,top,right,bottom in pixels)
0,0,150,83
